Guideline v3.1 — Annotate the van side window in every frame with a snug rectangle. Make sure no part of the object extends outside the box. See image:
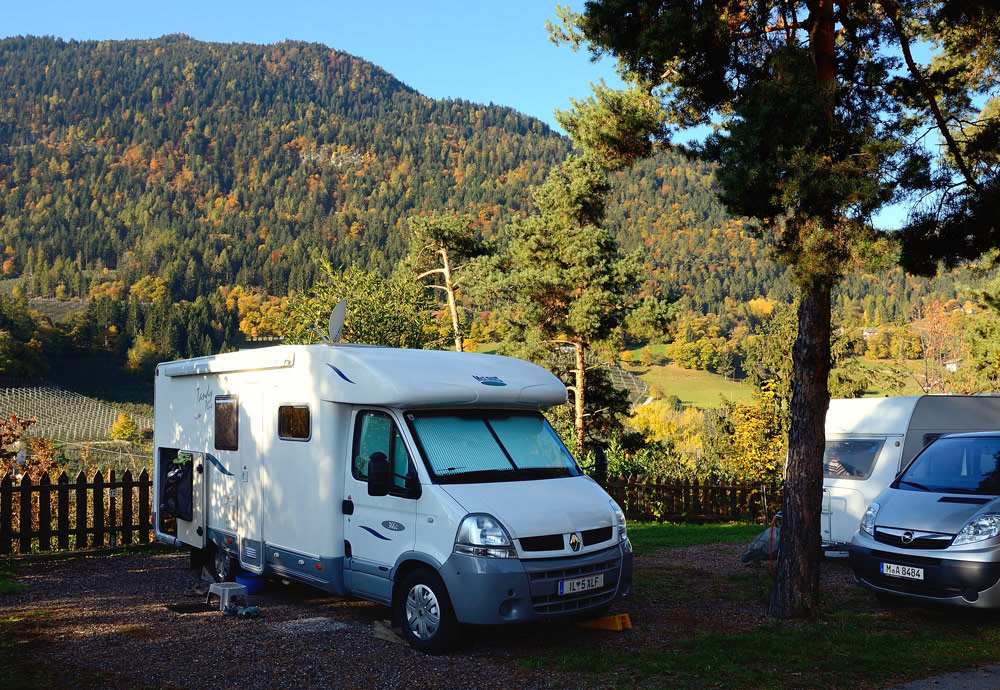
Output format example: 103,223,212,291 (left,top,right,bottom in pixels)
353,410,414,492
215,396,238,451
278,405,310,441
